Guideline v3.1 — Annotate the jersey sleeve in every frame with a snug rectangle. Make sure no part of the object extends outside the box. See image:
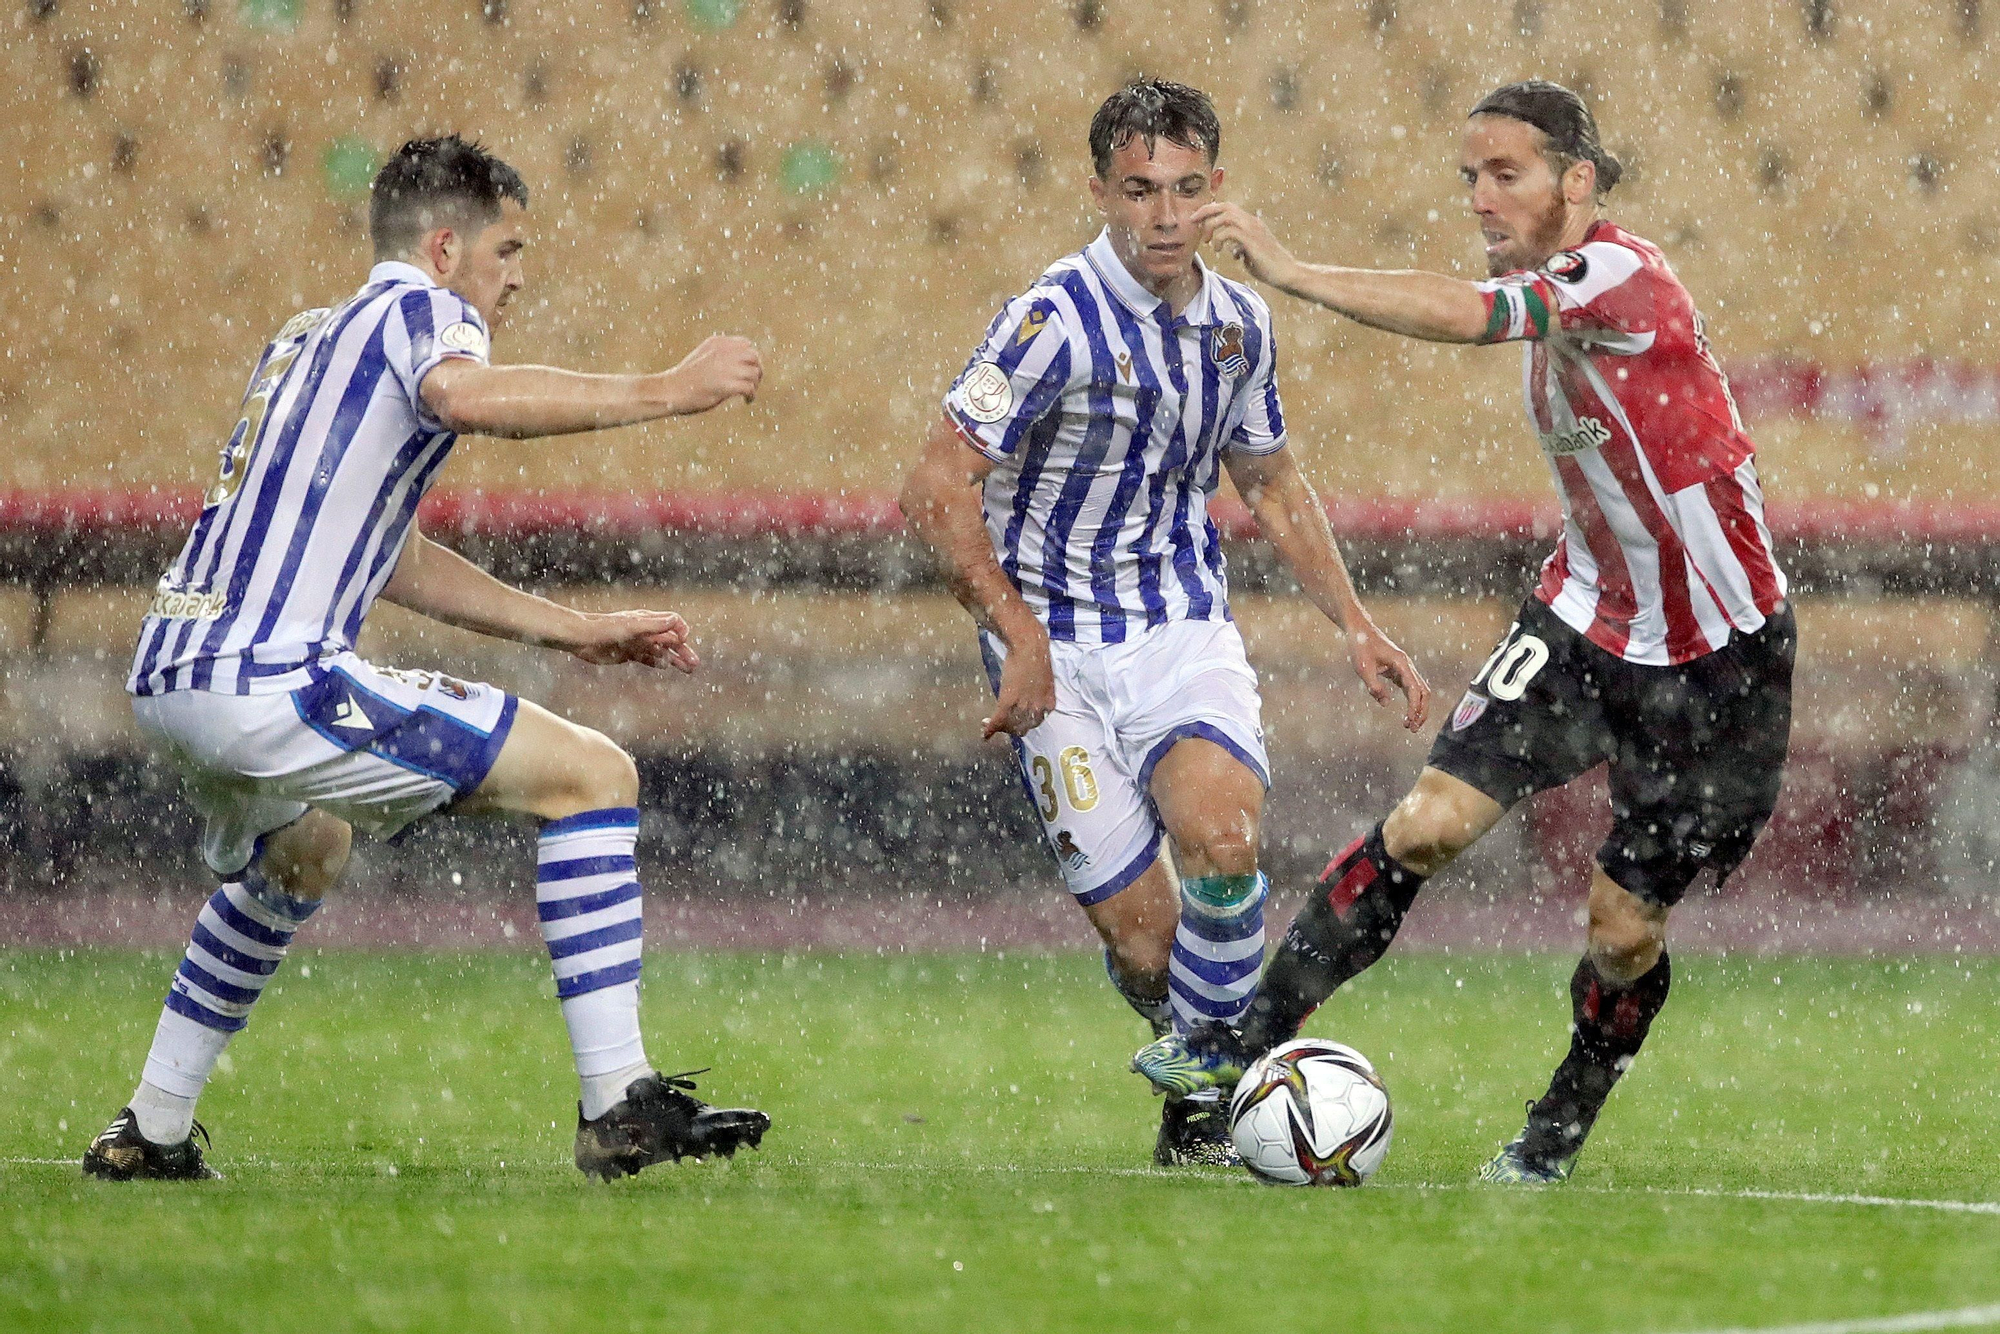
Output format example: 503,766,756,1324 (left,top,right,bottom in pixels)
942,289,1075,462
1226,310,1288,456
390,288,492,432
1474,240,1657,354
